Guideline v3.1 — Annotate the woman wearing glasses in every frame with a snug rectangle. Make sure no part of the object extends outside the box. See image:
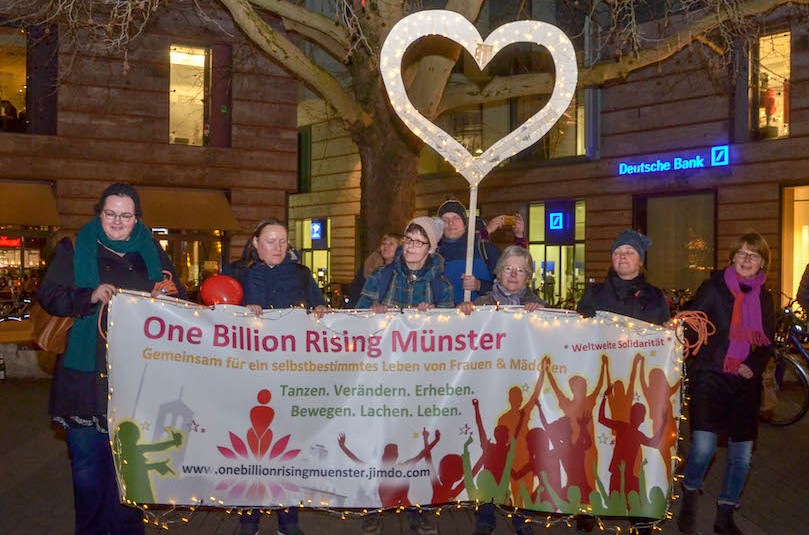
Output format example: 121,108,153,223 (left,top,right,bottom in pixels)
36,183,185,534
457,245,547,314
355,216,453,312
678,233,775,535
